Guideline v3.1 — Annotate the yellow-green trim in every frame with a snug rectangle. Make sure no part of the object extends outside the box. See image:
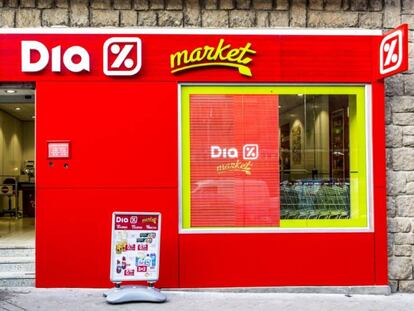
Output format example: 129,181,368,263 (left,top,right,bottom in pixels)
181,85,367,230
